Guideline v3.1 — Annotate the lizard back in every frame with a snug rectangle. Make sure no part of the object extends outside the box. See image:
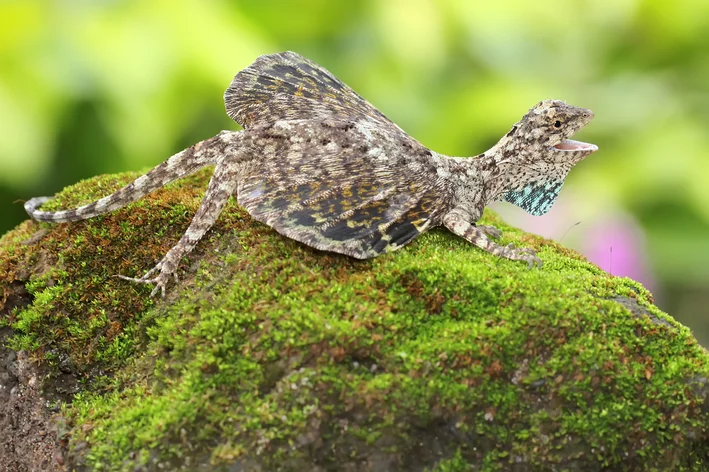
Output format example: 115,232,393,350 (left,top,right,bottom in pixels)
236,119,449,259
225,51,451,258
